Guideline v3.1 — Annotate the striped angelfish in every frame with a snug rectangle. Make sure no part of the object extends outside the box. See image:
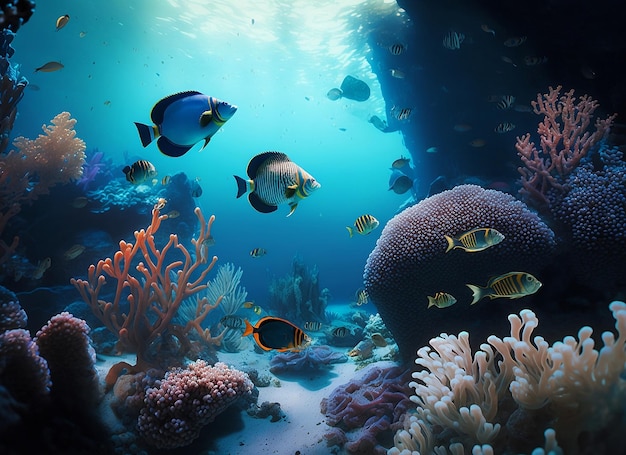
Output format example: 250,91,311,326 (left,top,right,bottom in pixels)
234,151,320,217
445,227,505,253
347,214,380,237
467,272,542,305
